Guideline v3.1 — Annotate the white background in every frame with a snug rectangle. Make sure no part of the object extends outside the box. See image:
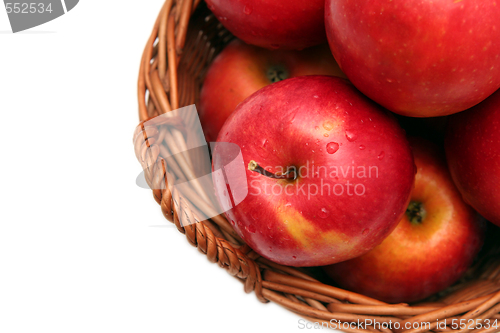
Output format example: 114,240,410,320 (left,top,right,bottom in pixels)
0,2,336,333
